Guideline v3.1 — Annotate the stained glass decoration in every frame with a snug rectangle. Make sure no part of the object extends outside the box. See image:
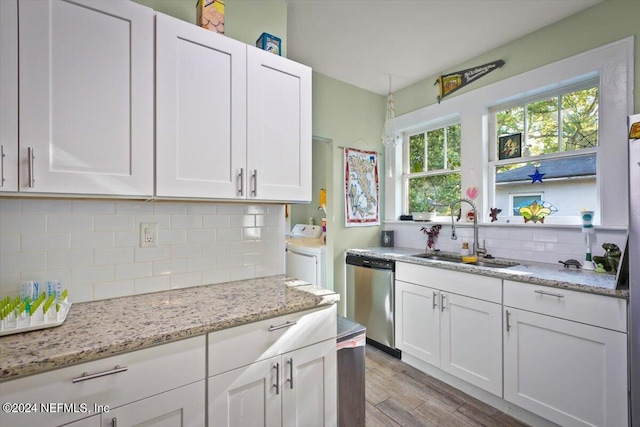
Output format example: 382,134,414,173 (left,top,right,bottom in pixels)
517,200,557,223
528,167,545,183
